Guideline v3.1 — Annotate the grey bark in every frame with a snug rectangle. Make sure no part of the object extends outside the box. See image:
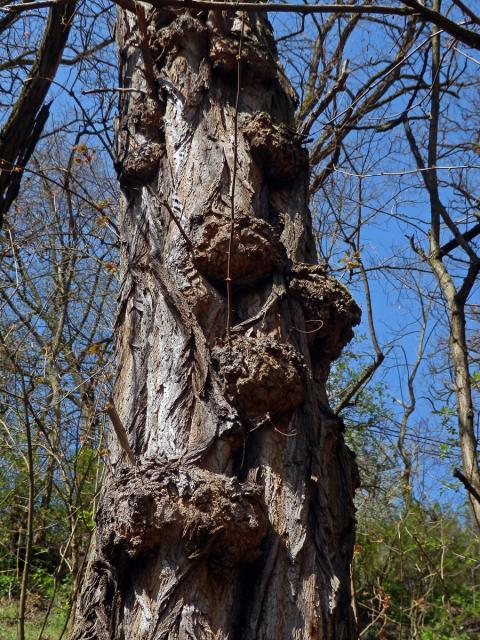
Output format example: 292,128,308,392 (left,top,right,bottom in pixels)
72,6,361,639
